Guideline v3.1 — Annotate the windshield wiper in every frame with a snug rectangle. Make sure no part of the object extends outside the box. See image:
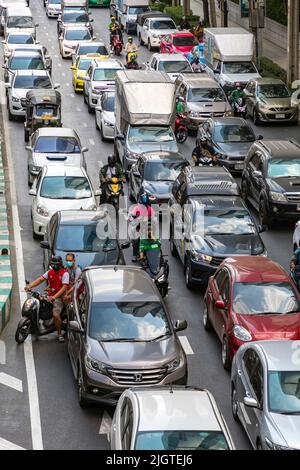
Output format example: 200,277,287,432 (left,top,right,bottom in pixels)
101,338,145,342
148,333,171,342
